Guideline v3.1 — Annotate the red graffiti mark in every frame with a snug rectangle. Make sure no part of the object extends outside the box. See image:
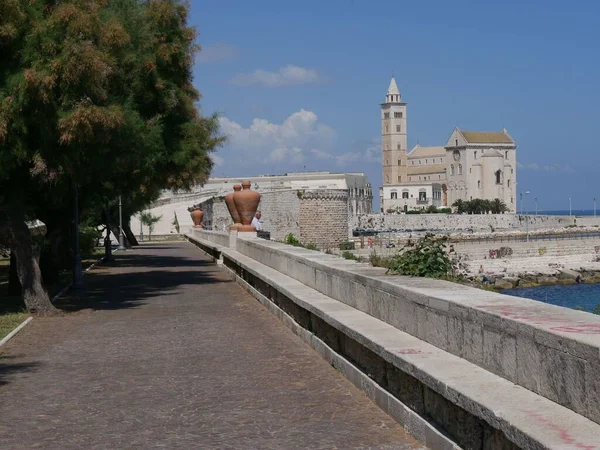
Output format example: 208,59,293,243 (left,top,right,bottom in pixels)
525,410,597,449
477,304,575,327
549,324,600,335
395,348,426,355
